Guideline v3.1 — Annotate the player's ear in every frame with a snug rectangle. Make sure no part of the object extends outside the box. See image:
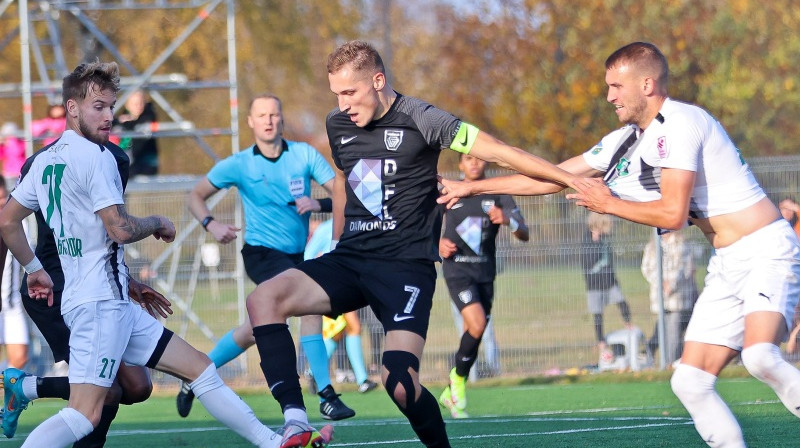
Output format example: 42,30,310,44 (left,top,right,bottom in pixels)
66,98,79,118
373,72,385,91
643,77,654,94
